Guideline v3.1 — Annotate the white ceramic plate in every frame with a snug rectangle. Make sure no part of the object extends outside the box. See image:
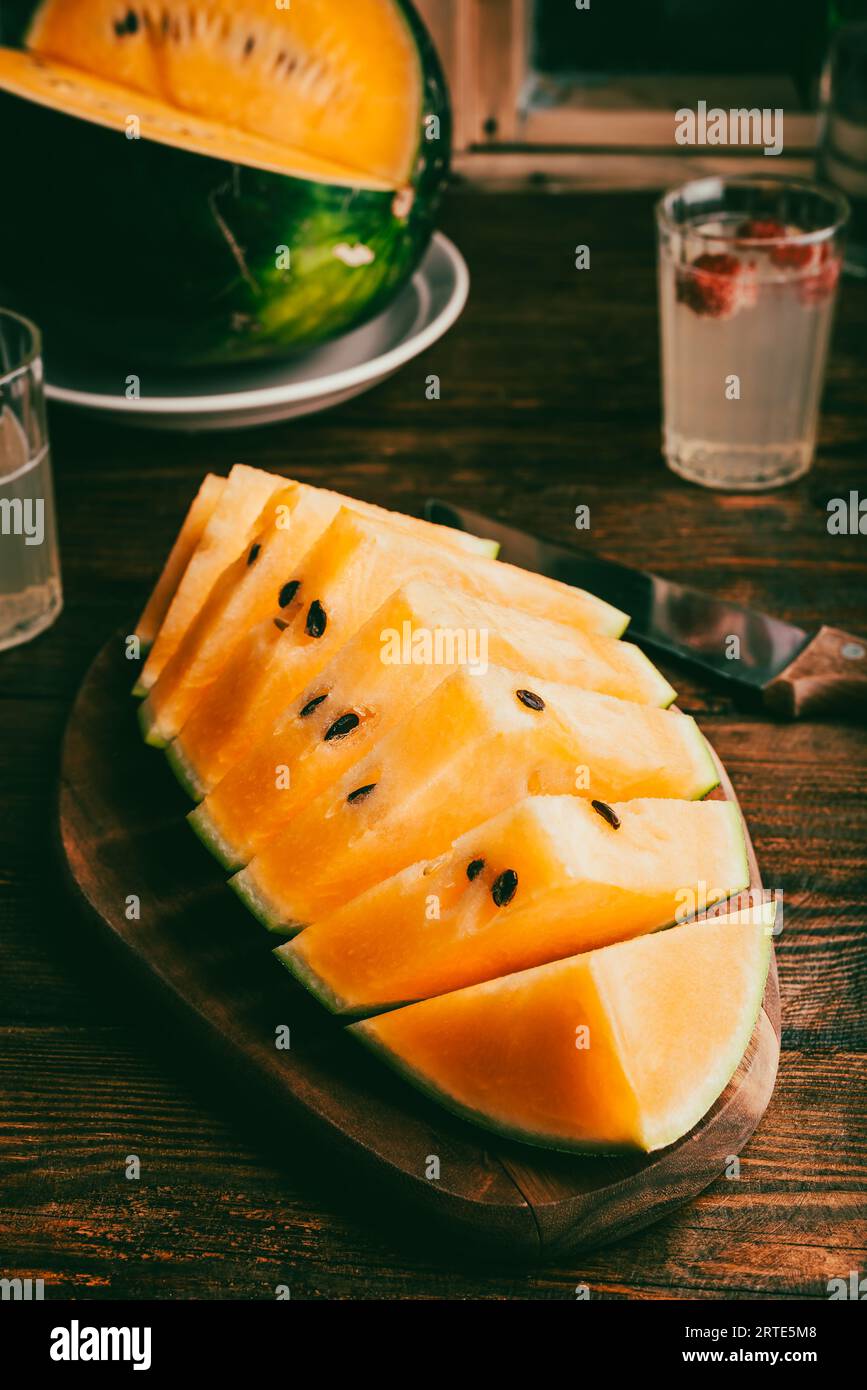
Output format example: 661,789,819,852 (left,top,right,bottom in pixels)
44,232,469,432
